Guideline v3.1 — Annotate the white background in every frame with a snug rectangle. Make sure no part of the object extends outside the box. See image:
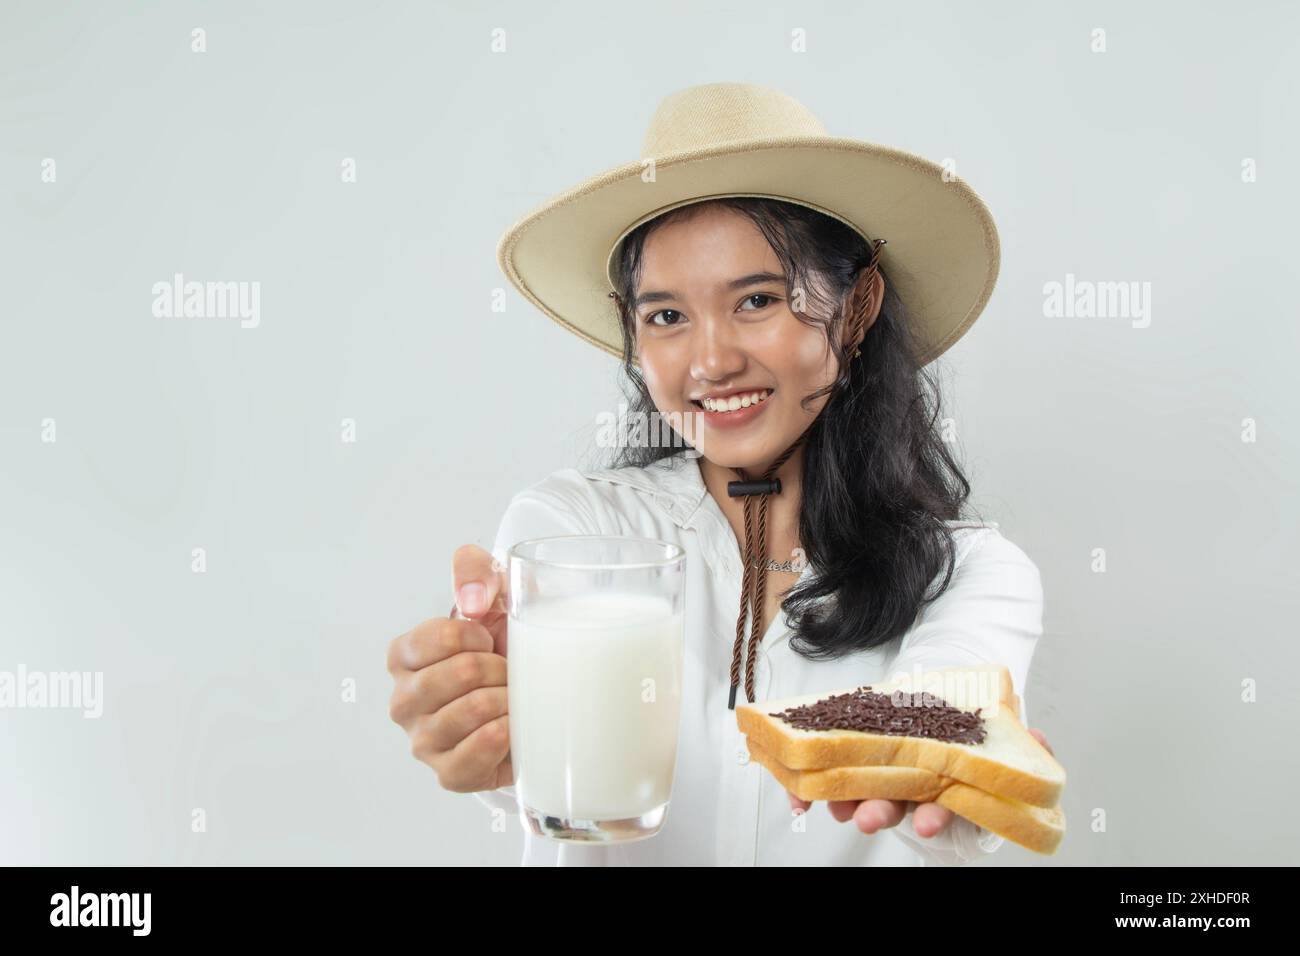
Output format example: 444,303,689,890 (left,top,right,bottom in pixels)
1,0,1297,864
